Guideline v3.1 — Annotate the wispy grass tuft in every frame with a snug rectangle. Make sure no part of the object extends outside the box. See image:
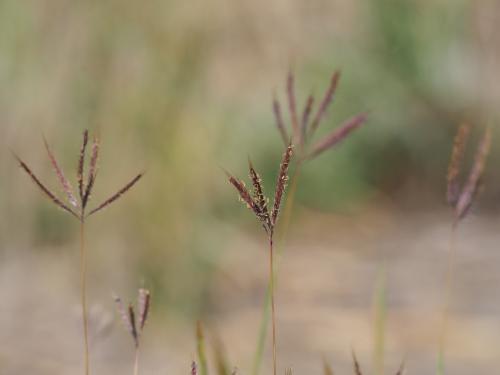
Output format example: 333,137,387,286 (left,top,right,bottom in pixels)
15,130,143,375
253,70,368,375
226,144,294,375
438,124,492,375
114,288,151,375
